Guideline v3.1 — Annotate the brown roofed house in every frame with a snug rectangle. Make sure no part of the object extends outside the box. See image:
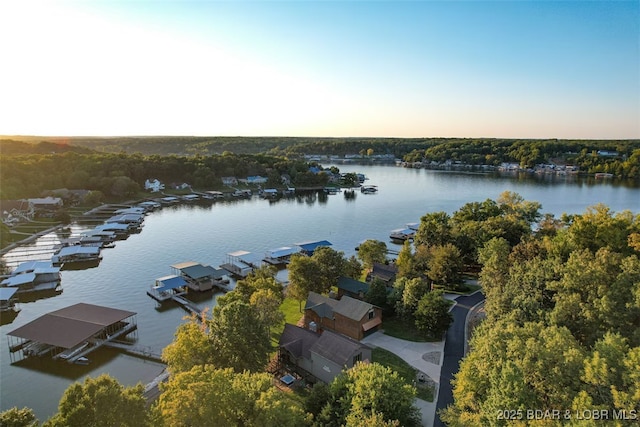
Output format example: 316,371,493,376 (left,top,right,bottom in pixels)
304,291,382,341
278,323,372,384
